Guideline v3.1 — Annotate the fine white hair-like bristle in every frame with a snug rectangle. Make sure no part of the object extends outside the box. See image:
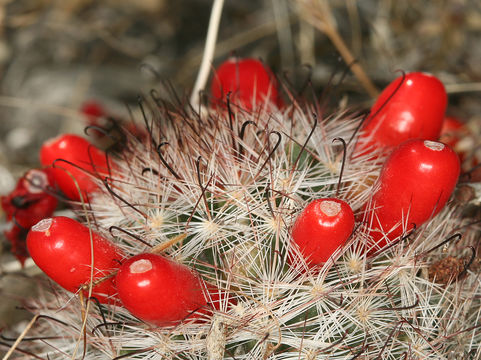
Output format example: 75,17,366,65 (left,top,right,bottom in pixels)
8,96,481,359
